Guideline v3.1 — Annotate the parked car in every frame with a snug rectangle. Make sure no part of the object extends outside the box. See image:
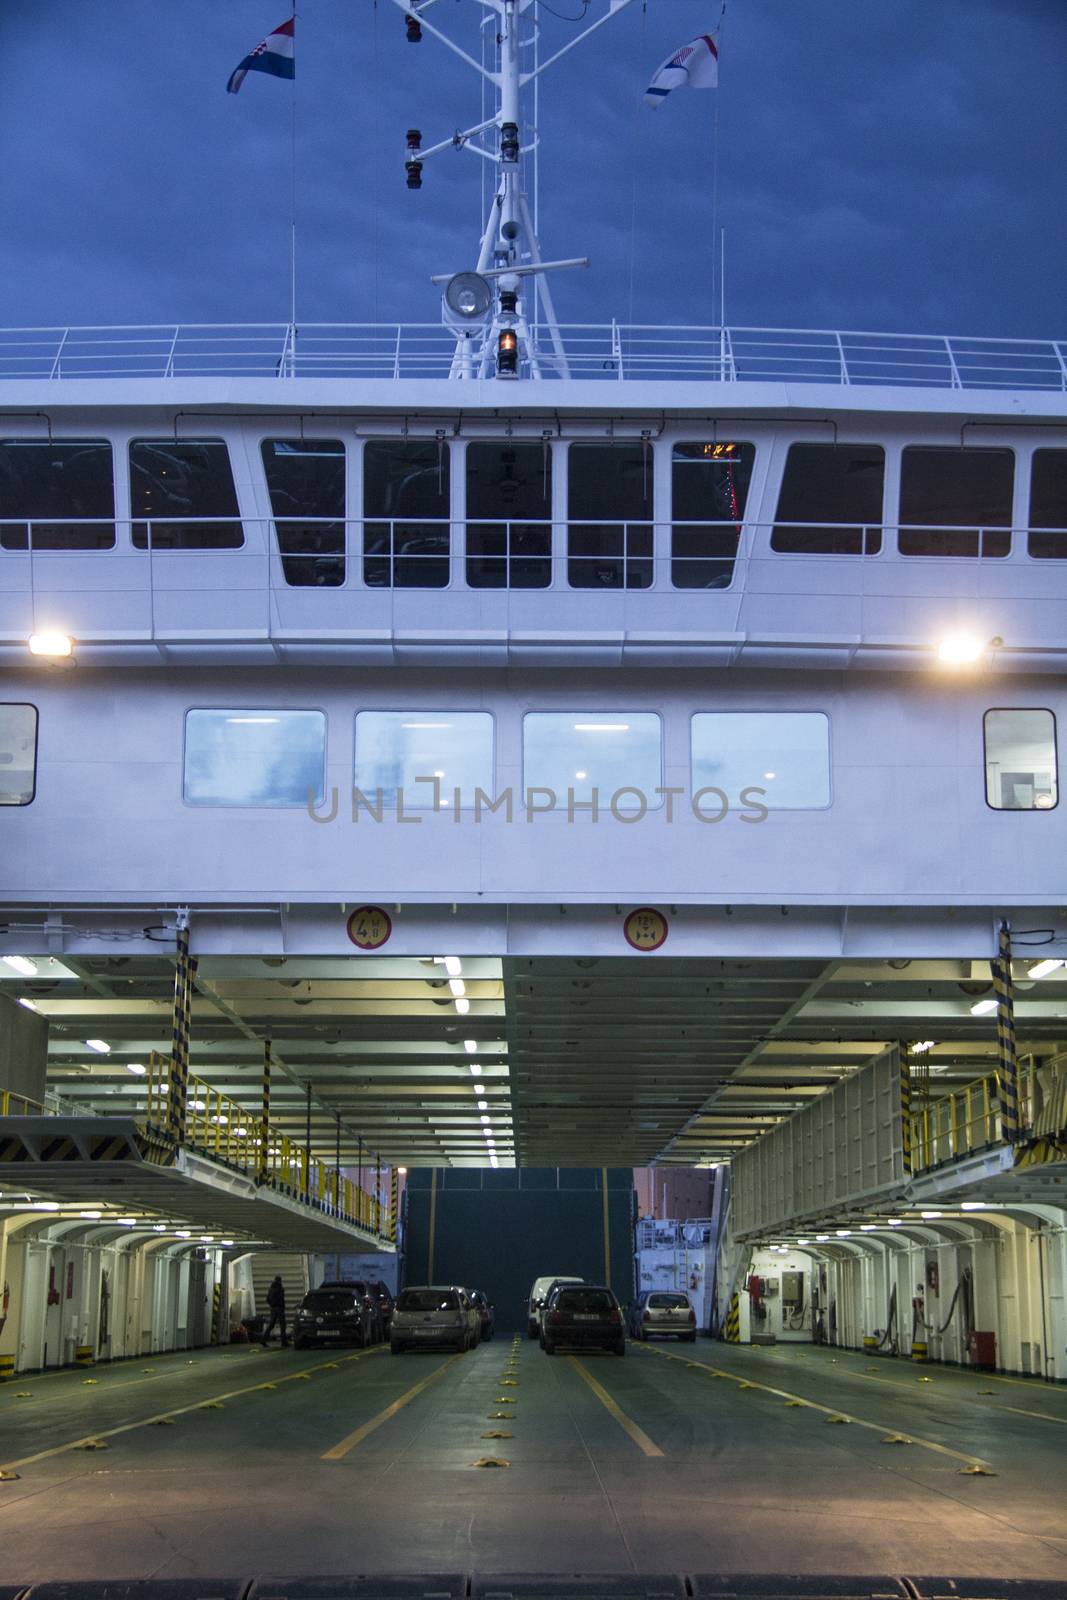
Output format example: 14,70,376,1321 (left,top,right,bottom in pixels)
527,1274,584,1338
316,1278,383,1343
470,1289,495,1341
292,1282,378,1350
390,1285,479,1353
370,1280,394,1334
629,1289,698,1342
541,1283,625,1356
